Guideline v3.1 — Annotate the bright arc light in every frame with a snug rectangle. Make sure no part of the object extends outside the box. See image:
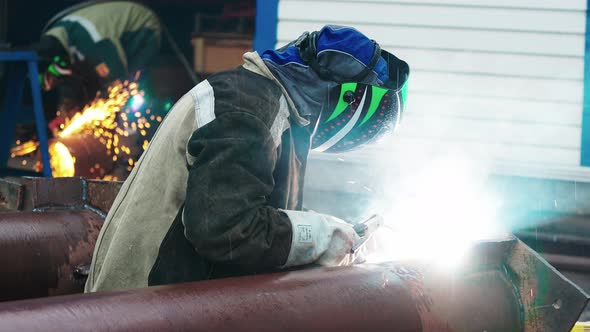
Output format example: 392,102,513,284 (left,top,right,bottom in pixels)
367,156,504,268
130,94,145,111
